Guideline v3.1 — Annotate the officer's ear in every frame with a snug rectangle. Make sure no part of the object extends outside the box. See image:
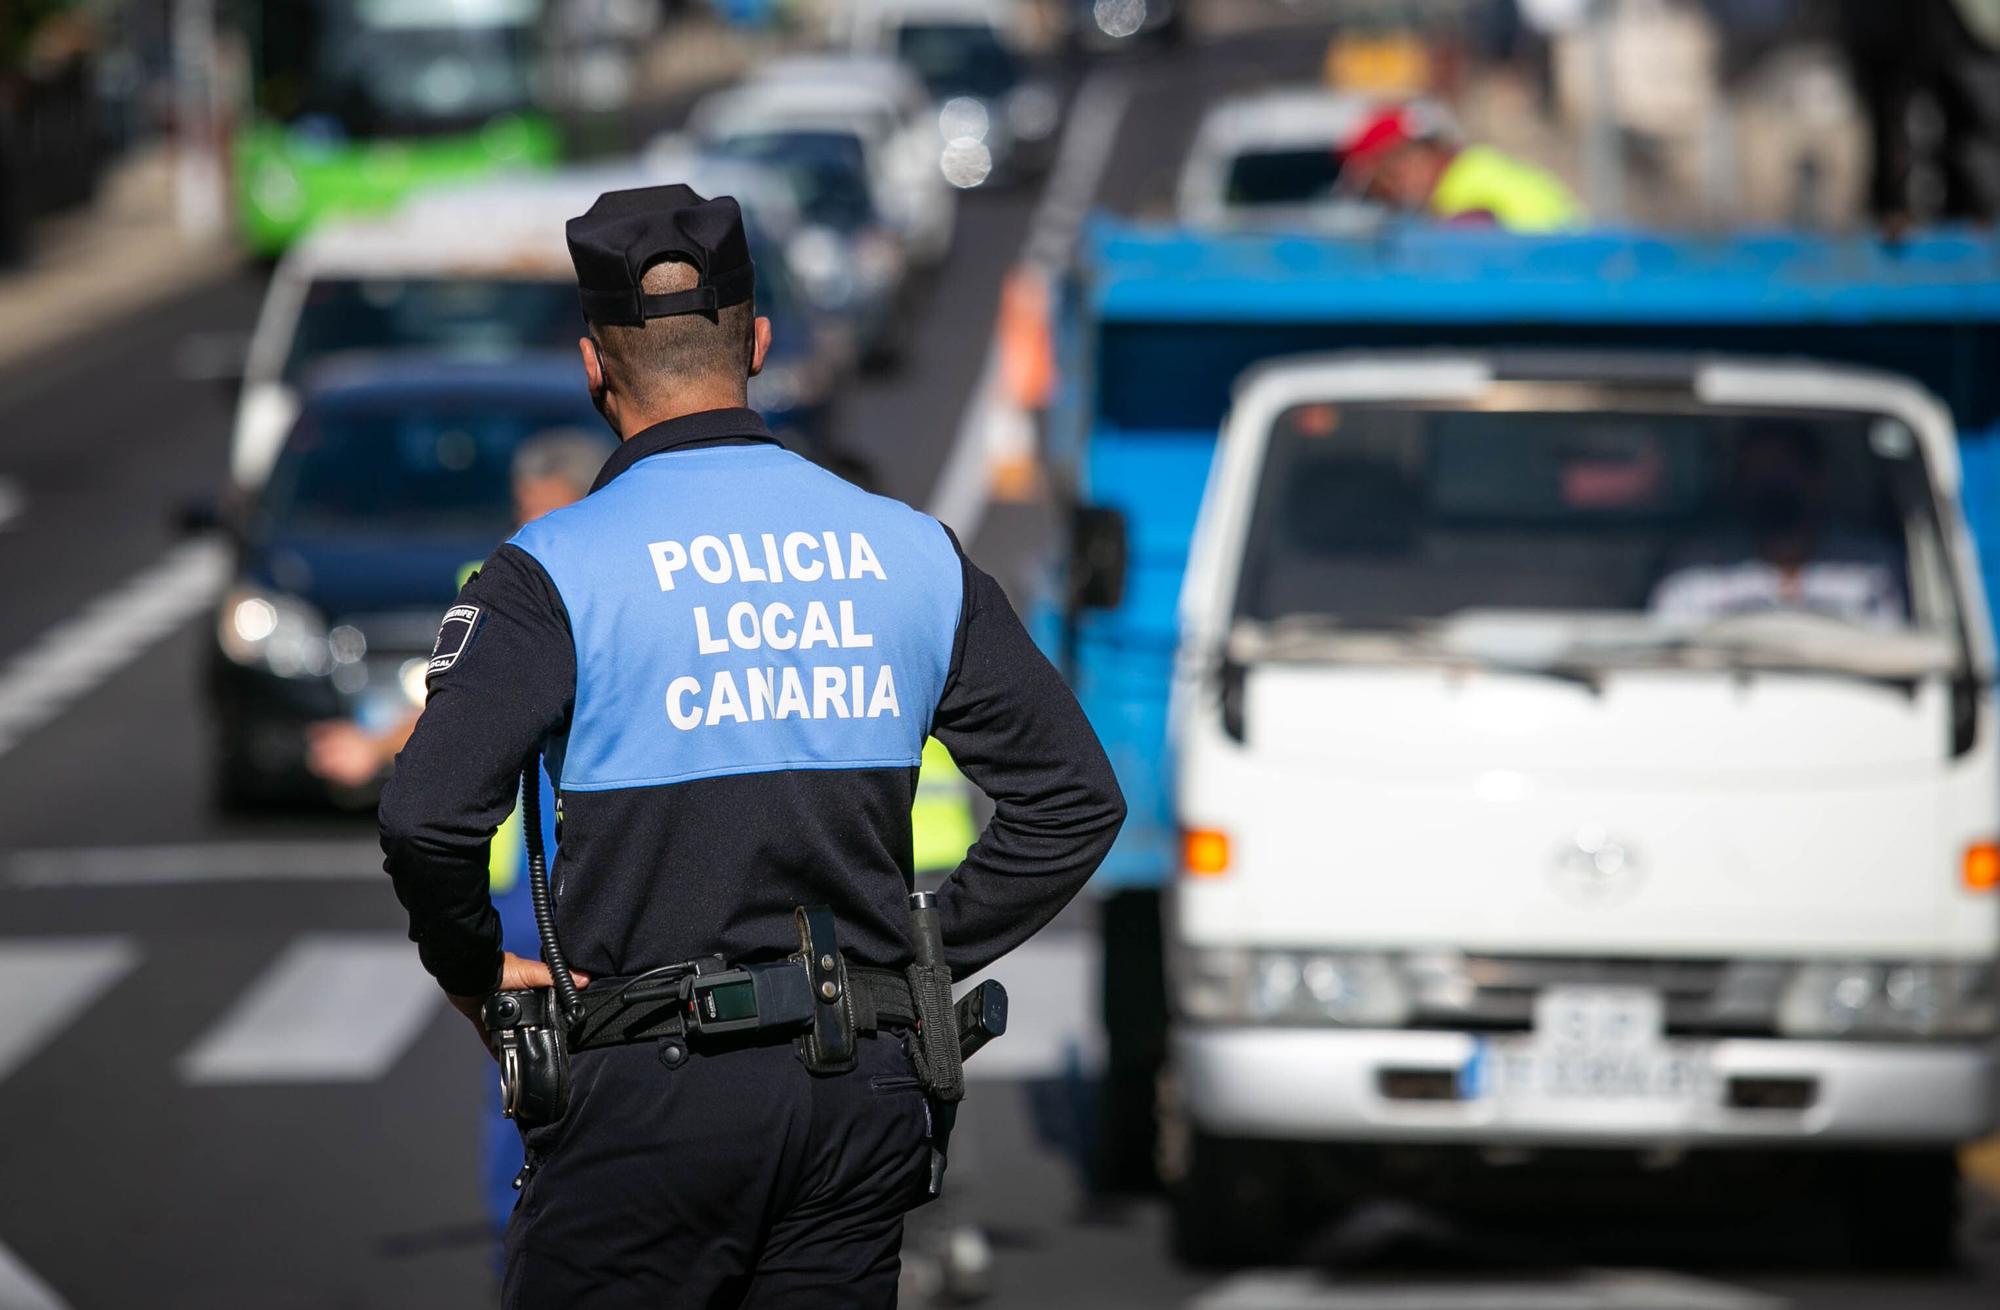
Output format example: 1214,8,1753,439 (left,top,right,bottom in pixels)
579,335,606,398
747,315,773,379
